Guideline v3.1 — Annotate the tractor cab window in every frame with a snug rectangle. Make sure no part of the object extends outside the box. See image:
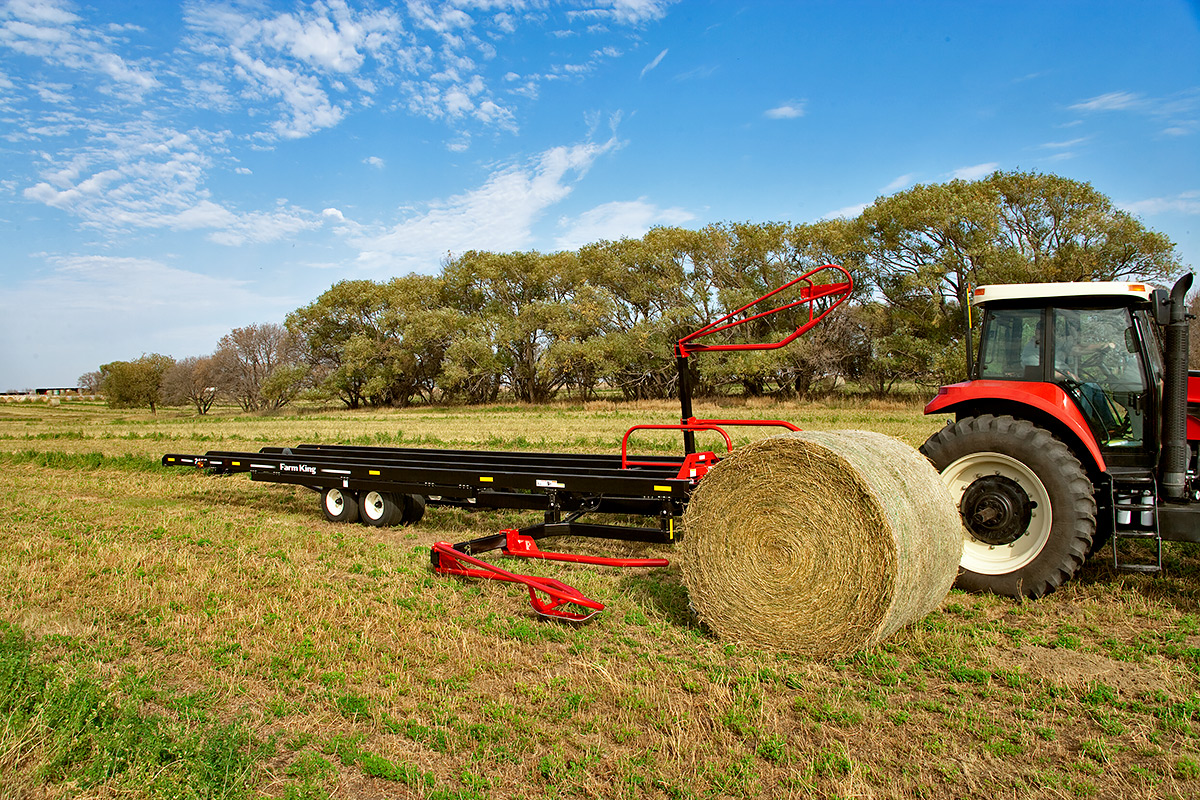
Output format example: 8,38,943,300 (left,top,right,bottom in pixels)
978,308,1044,381
1052,307,1148,448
